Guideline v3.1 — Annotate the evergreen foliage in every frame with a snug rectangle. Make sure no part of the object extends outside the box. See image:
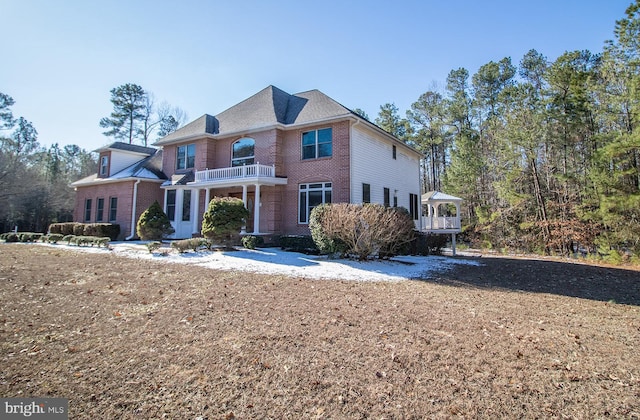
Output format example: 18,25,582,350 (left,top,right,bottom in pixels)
136,201,174,241
201,197,250,246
